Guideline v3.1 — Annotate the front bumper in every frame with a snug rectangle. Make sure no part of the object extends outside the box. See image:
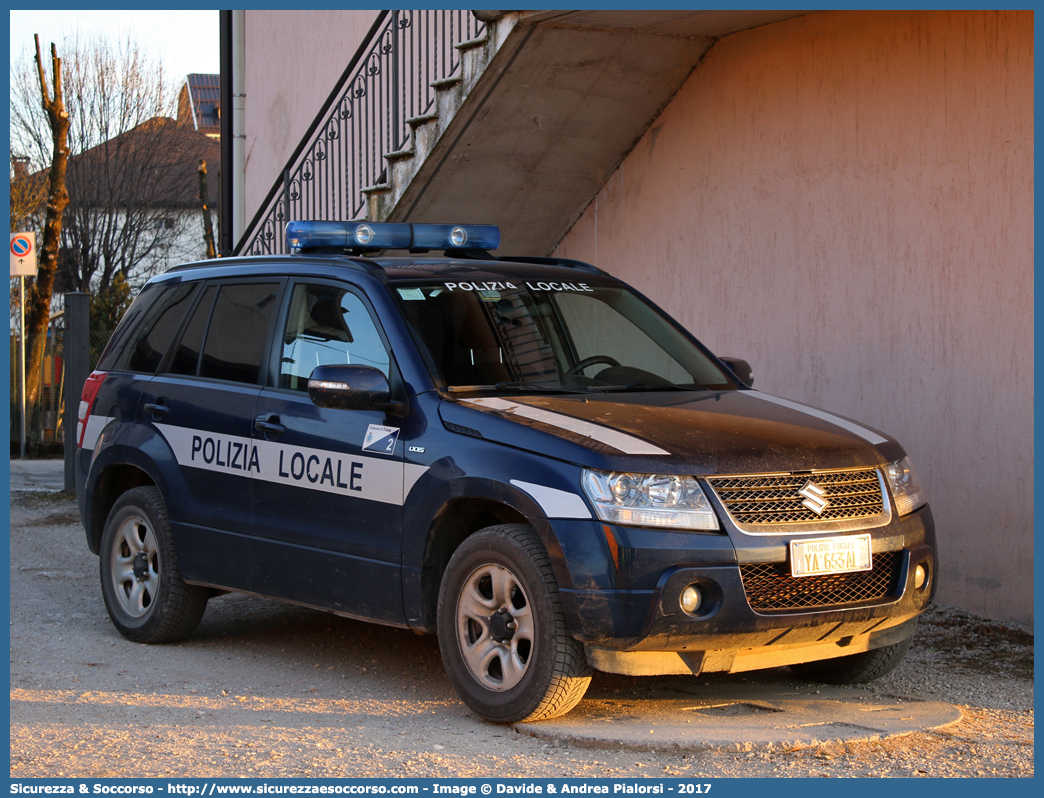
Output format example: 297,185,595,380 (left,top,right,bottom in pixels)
546,503,936,675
